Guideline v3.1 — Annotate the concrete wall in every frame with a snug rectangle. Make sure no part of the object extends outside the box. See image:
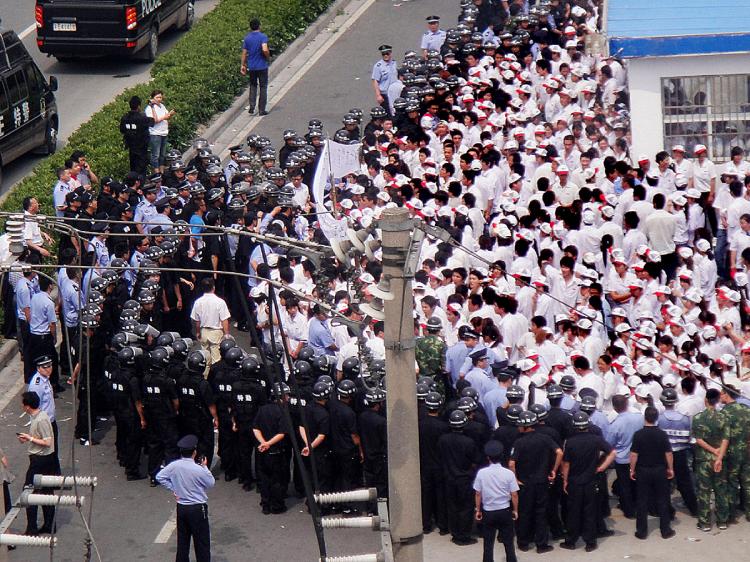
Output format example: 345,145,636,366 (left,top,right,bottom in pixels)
627,52,750,159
